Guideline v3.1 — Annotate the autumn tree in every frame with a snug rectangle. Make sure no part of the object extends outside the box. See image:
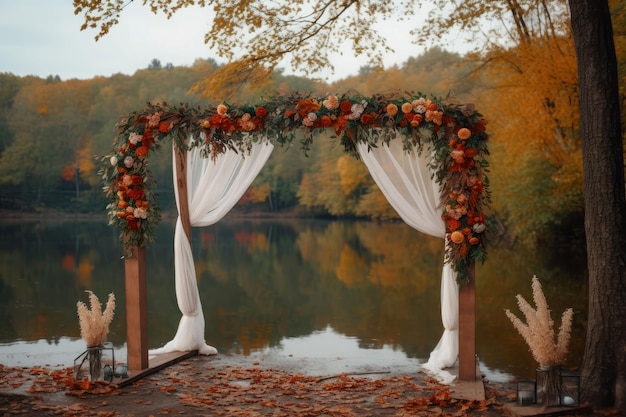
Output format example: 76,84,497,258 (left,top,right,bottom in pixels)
567,0,625,410
73,0,625,411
